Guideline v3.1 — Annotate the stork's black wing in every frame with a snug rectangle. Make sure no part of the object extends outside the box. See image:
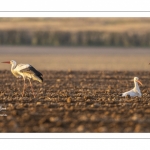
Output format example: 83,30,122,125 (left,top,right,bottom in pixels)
20,65,43,82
